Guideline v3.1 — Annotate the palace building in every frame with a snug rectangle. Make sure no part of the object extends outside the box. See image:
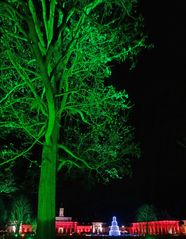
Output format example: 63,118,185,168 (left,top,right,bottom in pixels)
8,208,186,236
128,220,186,235
16,208,105,235
55,208,107,235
